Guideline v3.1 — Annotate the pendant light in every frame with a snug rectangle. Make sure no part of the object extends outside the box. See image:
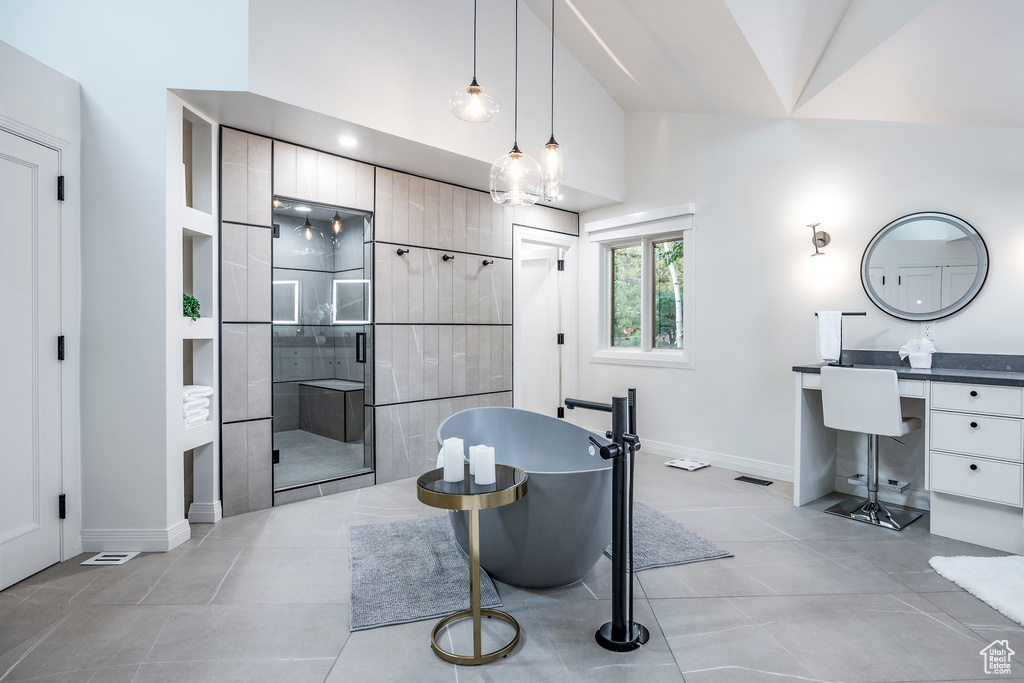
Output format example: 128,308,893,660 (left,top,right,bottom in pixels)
490,0,542,206
541,0,564,202
450,0,501,123
331,211,343,234
302,217,314,241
